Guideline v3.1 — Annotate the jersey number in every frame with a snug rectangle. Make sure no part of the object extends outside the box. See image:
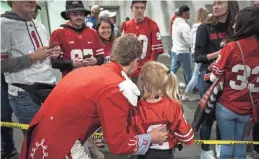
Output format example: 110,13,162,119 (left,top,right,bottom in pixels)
229,64,259,92
137,35,148,59
70,49,93,61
